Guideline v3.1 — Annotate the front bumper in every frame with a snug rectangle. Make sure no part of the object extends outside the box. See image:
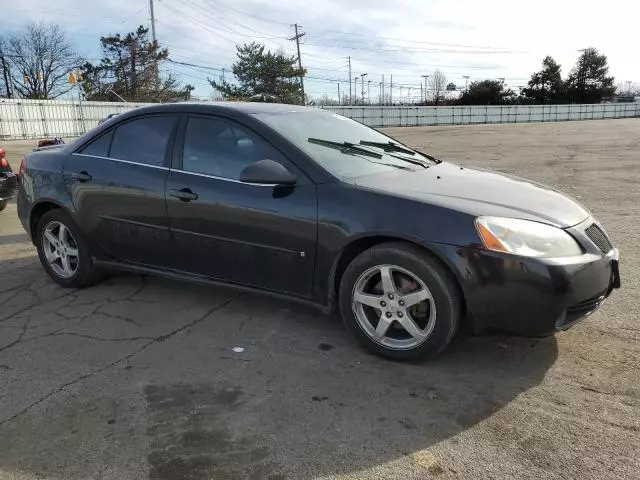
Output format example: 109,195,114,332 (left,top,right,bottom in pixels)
0,171,17,201
440,218,620,336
